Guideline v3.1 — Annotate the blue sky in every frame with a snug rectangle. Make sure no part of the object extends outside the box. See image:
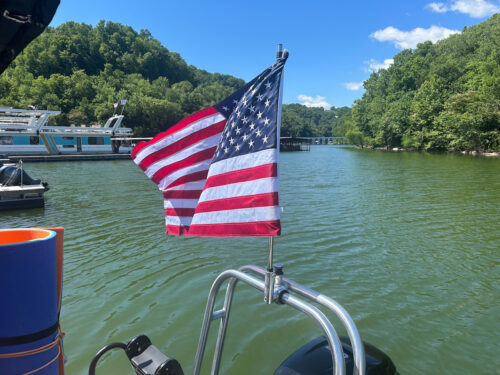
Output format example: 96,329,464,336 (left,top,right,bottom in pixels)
50,0,499,108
